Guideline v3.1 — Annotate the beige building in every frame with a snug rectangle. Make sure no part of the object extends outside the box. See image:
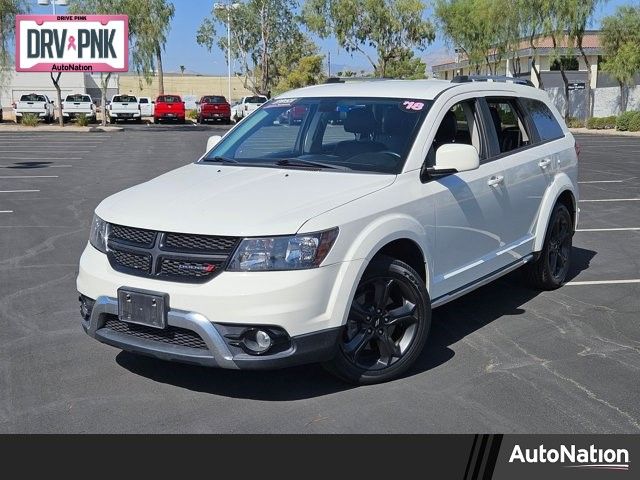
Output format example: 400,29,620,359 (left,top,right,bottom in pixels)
118,73,254,104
